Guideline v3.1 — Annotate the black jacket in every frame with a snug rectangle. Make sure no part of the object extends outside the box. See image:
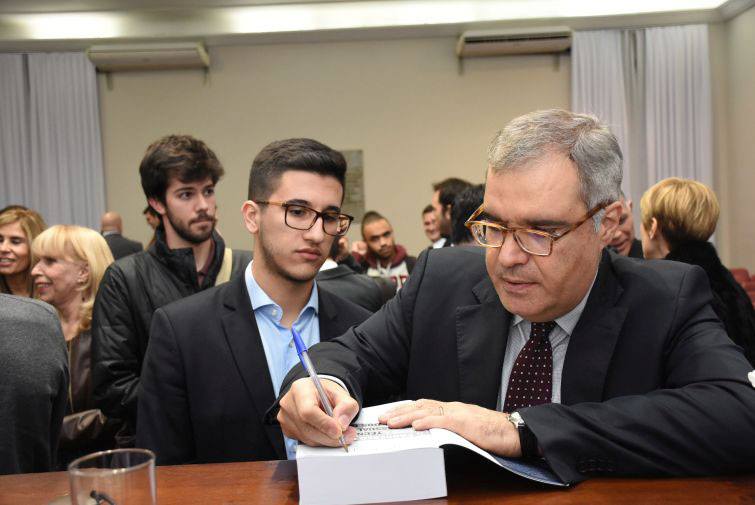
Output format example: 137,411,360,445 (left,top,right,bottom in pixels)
137,274,371,464
92,228,251,444
104,233,143,260
316,265,392,312
281,247,755,484
627,238,644,259
666,241,755,365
